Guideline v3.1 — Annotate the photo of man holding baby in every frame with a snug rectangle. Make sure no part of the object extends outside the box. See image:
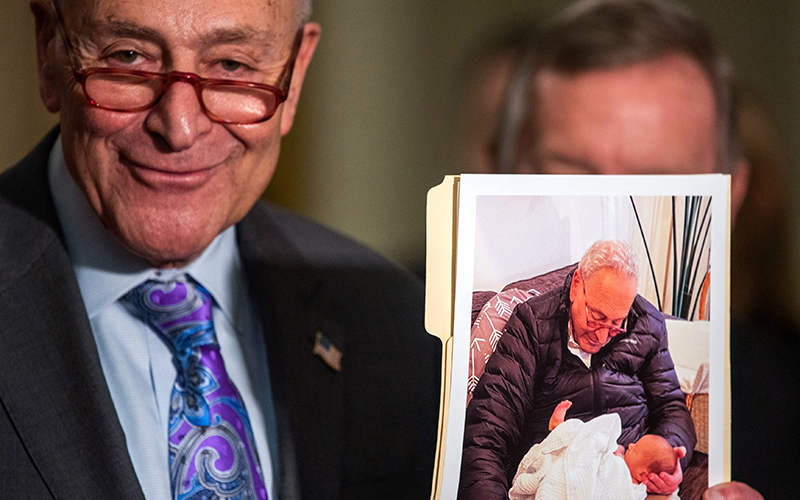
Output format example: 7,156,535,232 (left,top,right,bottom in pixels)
460,239,697,499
